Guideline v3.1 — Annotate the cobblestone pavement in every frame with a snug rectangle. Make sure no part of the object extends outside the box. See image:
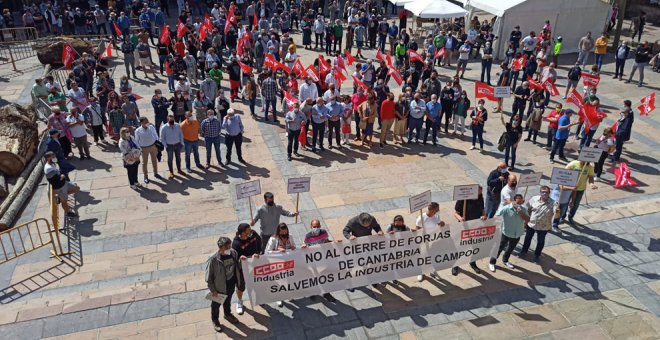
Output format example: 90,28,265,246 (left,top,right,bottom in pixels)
1,17,659,340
